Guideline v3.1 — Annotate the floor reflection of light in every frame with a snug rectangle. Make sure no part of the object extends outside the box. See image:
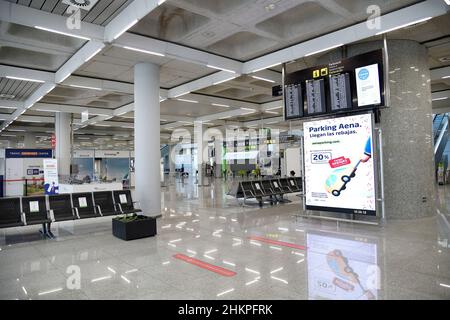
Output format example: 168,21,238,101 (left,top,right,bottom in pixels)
270,246,282,251
440,283,450,289
217,288,234,297
203,254,215,260
192,220,199,223
161,224,171,229
125,269,138,274
205,249,217,254
107,267,116,274
246,277,260,286
162,261,170,265
187,249,197,255
120,275,131,284
245,268,260,275
297,259,305,264
91,275,112,283
168,243,176,248
169,238,182,243
21,286,28,295
271,276,288,284
250,241,261,247
222,260,235,267
38,288,63,296
278,227,289,232
270,267,283,274
292,251,304,256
